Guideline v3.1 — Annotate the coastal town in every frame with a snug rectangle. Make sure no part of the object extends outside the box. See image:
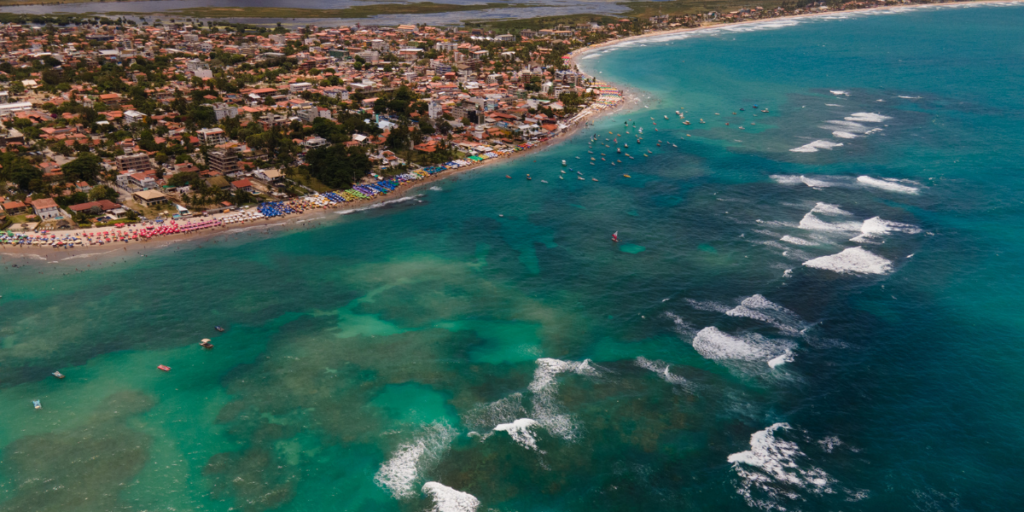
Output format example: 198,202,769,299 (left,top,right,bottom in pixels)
0,0,945,248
